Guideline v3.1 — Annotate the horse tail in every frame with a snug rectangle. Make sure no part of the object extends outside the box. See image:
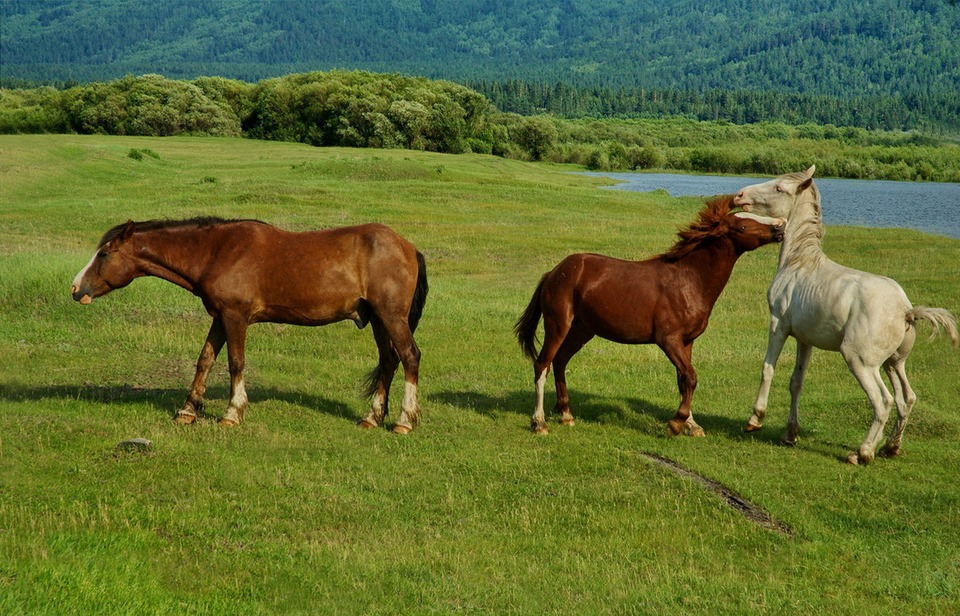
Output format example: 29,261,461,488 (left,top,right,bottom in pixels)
908,306,959,348
515,274,547,360
409,251,428,334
